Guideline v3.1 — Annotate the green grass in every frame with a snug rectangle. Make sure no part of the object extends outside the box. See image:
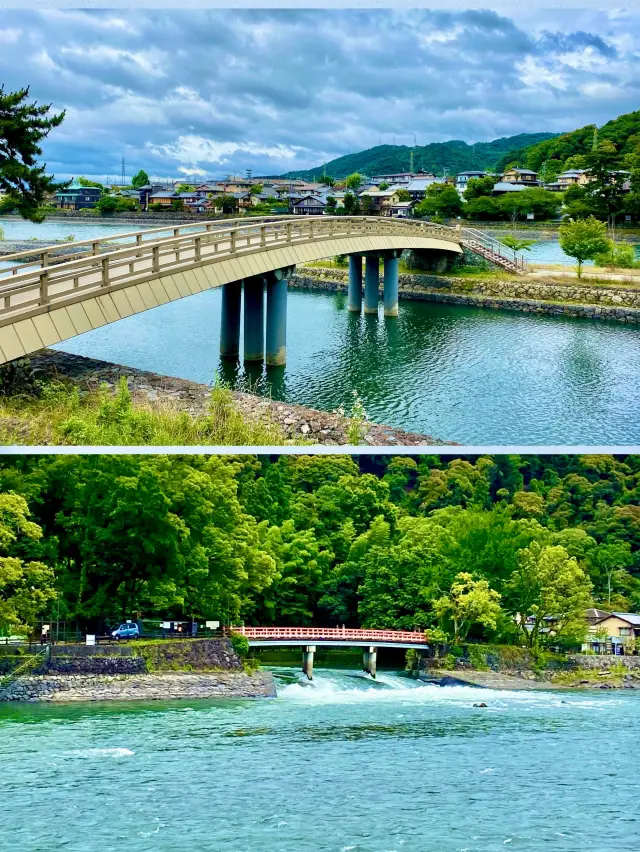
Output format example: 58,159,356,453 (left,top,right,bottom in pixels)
0,376,300,446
